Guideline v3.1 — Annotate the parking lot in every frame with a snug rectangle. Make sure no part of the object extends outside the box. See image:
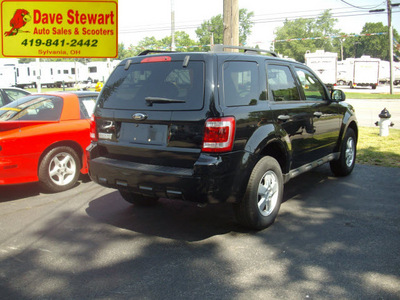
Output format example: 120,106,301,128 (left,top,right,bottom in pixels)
1,163,399,299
